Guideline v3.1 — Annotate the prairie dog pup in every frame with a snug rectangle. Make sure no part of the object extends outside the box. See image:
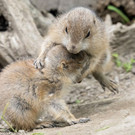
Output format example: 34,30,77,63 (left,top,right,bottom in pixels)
34,7,118,93
0,45,90,131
